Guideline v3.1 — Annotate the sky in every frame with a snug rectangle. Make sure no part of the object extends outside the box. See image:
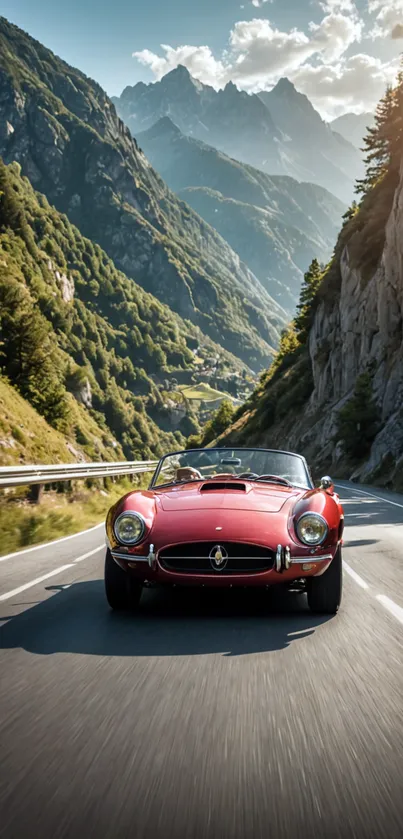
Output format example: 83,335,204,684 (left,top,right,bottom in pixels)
3,0,403,118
